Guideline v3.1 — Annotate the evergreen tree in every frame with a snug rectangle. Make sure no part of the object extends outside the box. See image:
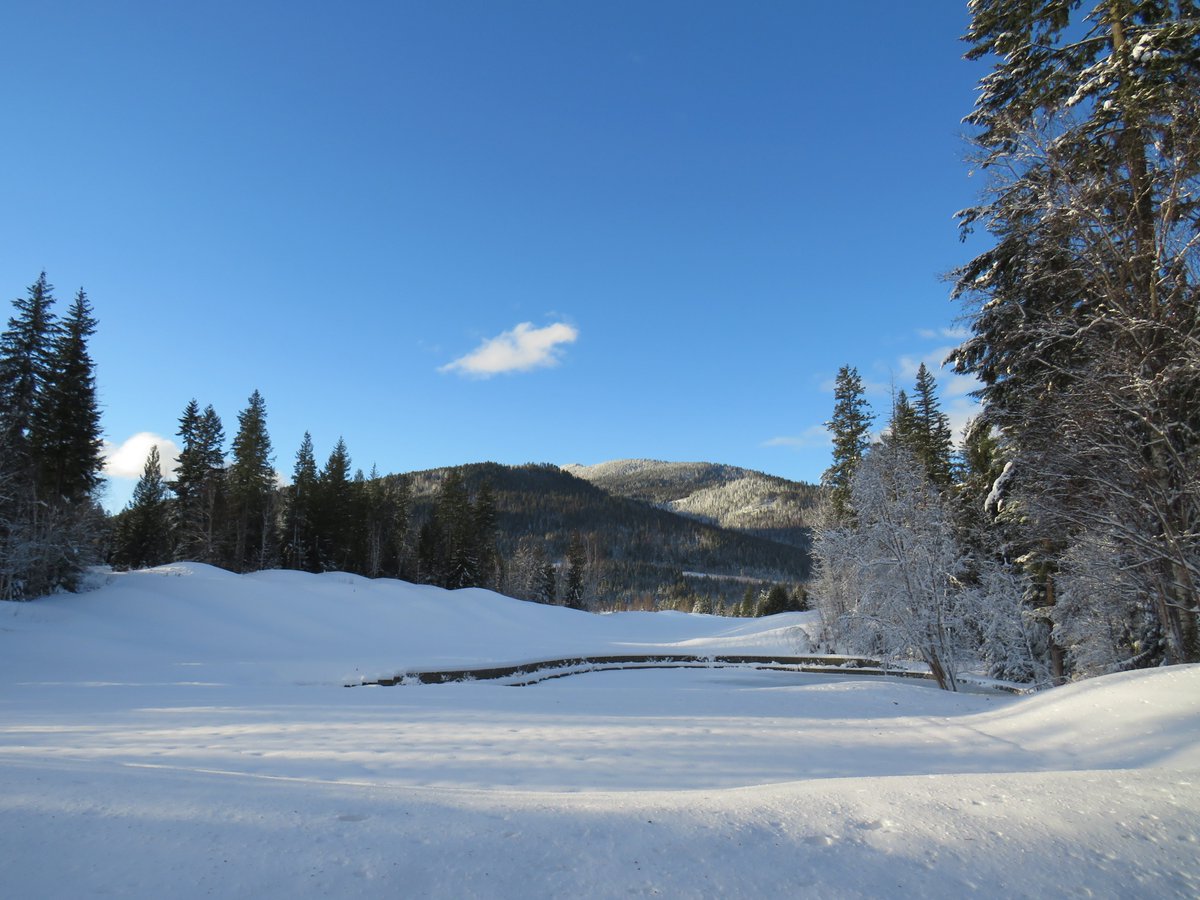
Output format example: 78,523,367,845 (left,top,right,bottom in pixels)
885,389,919,452
171,401,226,563
564,530,586,609
953,0,1200,666
315,437,353,571
911,364,953,488
112,446,173,570
32,289,103,502
0,275,104,598
416,515,448,586
535,559,558,605
225,390,276,572
281,432,319,571
0,273,57,464
360,467,409,578
471,481,499,589
822,365,873,522
439,468,477,588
